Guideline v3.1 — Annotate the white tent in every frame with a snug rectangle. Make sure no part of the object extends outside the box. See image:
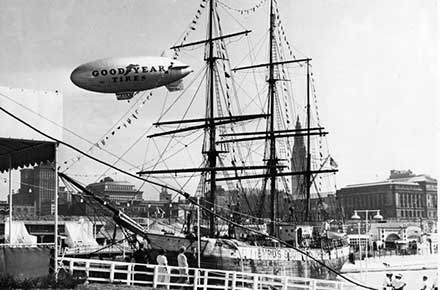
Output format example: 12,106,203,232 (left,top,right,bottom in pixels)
4,219,37,245
64,219,98,248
